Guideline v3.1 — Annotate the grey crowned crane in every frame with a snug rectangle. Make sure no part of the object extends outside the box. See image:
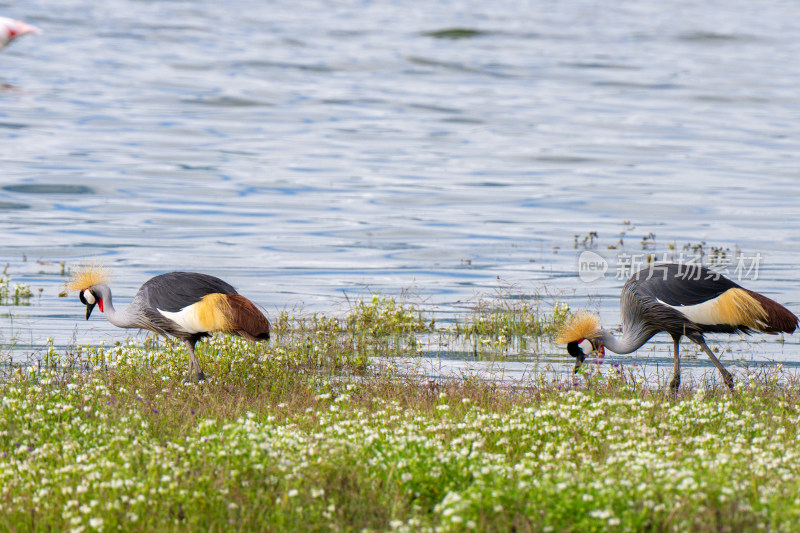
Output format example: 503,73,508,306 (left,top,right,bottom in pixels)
68,265,270,382
0,17,40,50
556,263,798,391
